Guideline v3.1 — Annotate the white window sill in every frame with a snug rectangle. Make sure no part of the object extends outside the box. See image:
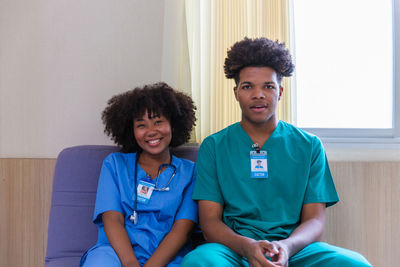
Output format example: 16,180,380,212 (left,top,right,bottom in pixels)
324,138,400,161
